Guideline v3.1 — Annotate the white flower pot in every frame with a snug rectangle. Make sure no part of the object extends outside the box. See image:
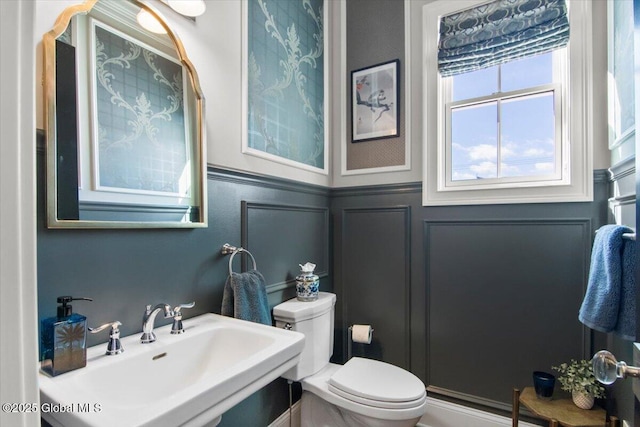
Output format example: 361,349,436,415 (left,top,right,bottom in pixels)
572,391,595,409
